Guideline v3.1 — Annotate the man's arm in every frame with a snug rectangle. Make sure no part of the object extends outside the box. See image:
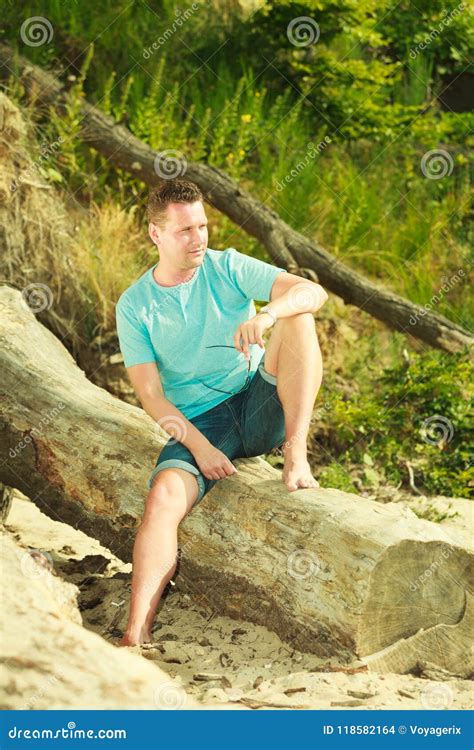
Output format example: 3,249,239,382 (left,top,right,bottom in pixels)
267,271,328,317
233,272,328,356
126,363,237,481
127,362,209,453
